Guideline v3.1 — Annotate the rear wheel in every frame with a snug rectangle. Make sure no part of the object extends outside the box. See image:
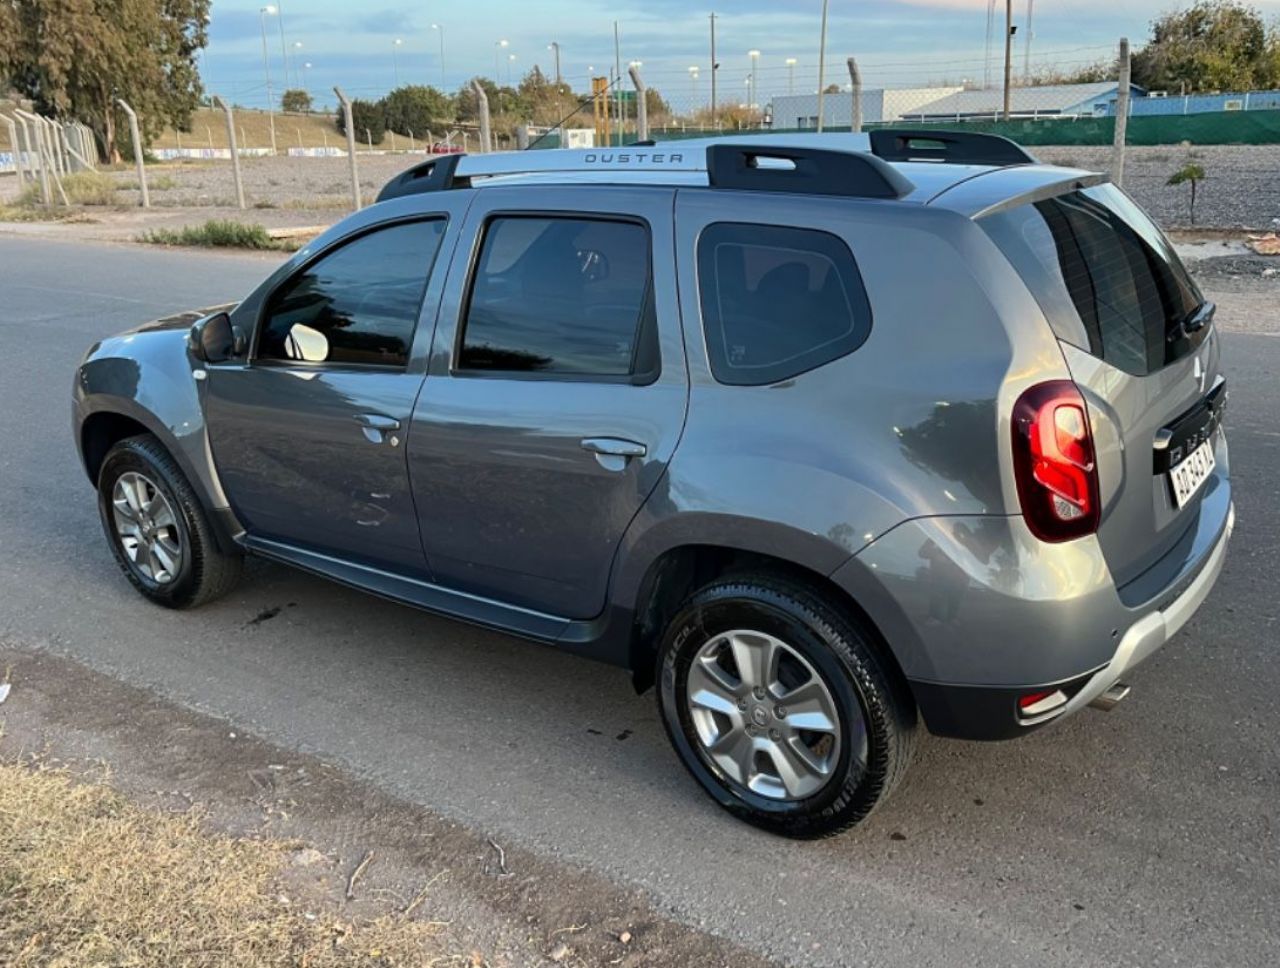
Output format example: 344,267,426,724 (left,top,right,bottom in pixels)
657,576,916,838
97,434,242,608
